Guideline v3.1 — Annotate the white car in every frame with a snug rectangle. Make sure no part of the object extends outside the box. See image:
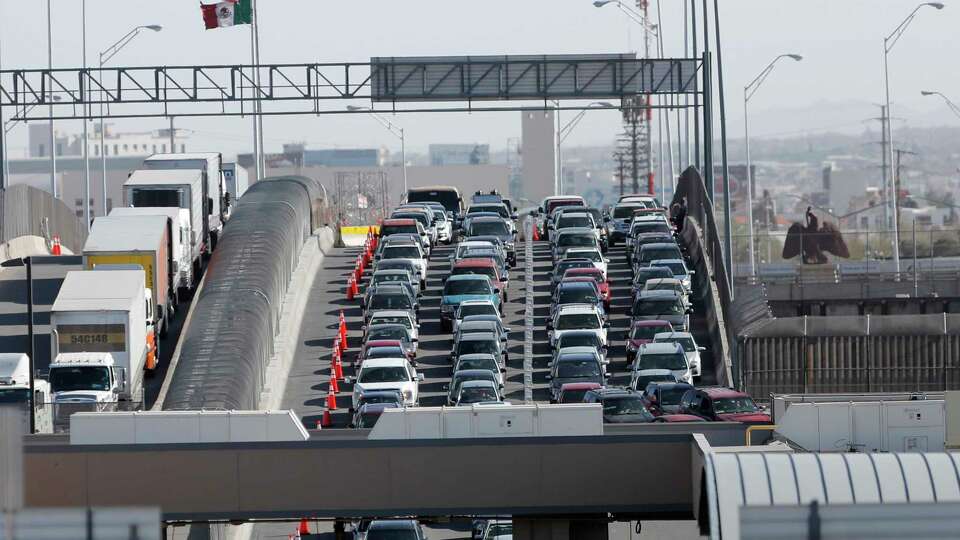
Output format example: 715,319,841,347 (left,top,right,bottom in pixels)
449,240,500,263
562,247,608,279
641,278,690,306
626,215,671,251
648,258,694,293
365,310,419,343
548,303,608,350
452,299,501,334
653,331,704,378
378,243,429,287
351,357,422,409
630,342,691,385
